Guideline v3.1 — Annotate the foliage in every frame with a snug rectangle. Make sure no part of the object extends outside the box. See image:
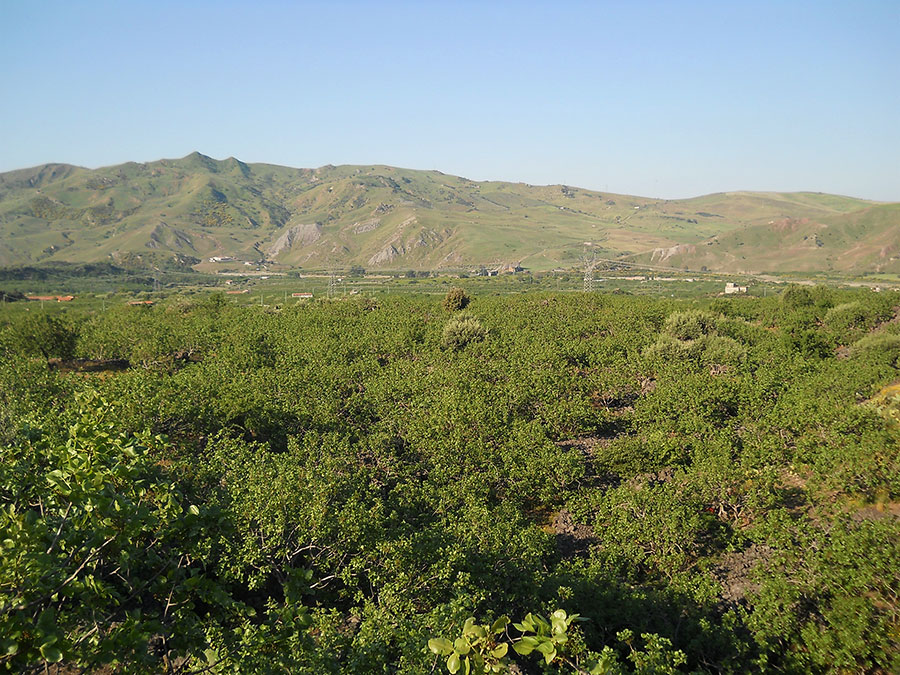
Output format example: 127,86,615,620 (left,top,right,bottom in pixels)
443,286,471,312
3,313,79,360
428,612,687,675
852,332,900,368
0,394,315,673
1,288,900,672
442,312,486,350
662,309,717,341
